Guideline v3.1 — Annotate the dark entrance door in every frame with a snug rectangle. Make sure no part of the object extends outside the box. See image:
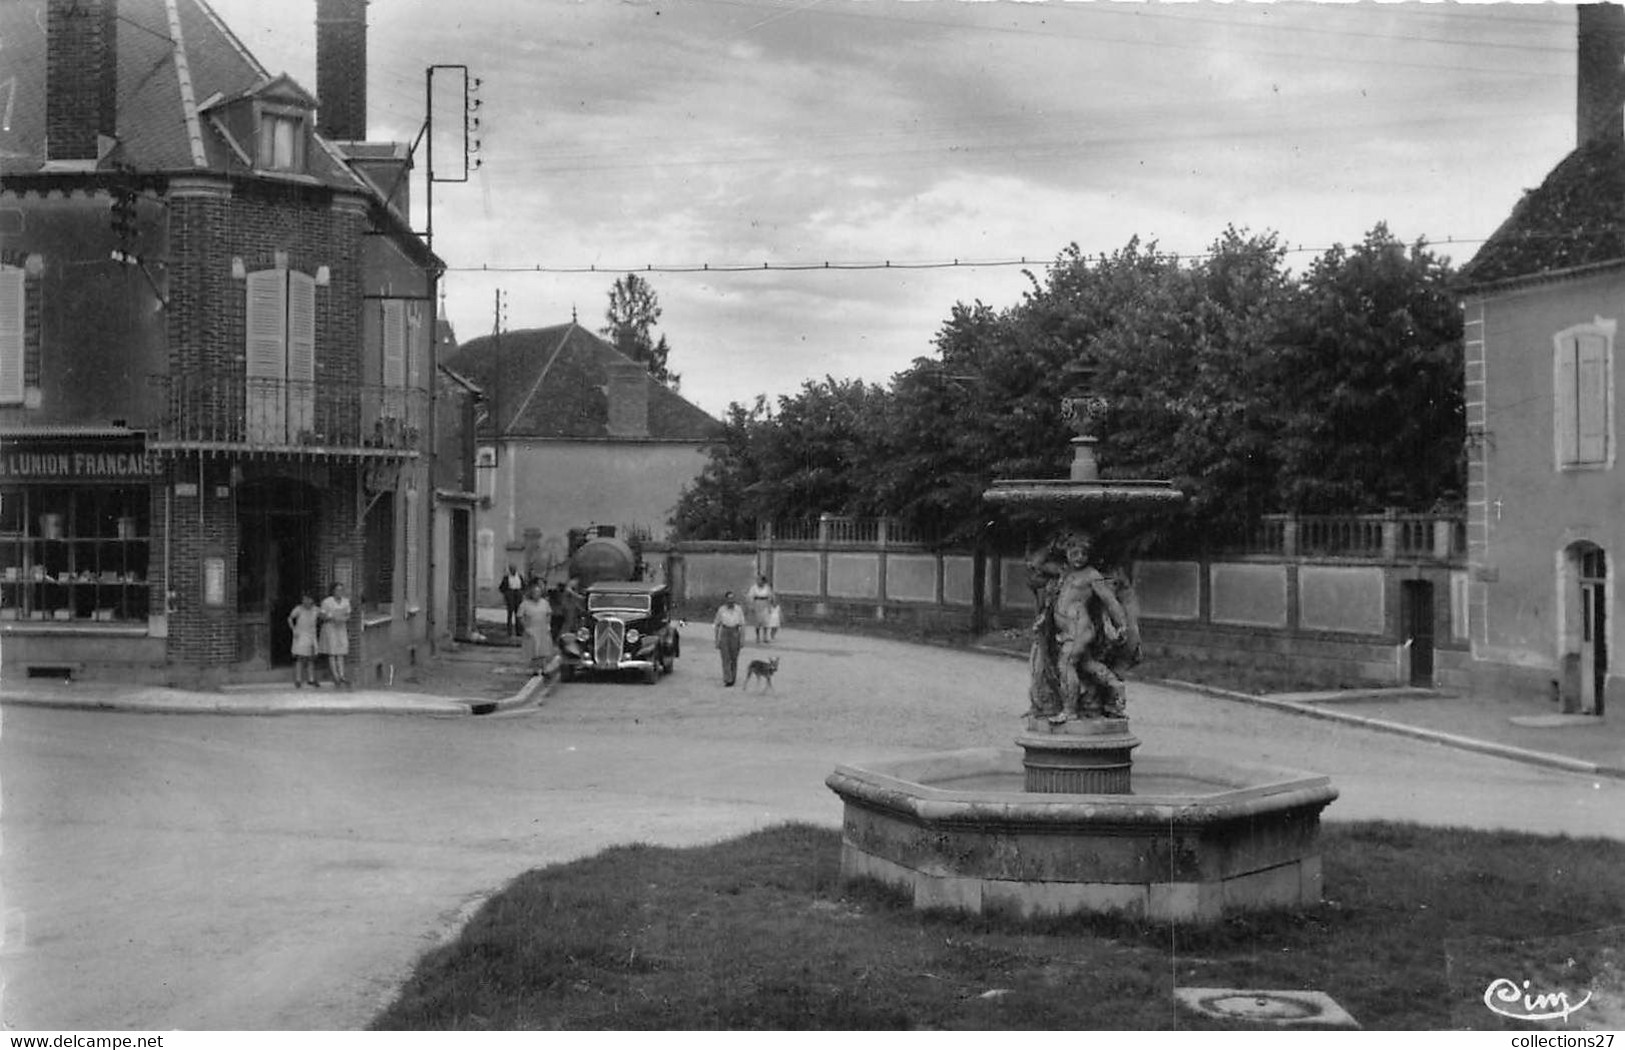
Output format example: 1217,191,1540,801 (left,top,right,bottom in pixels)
451,508,471,638
237,479,318,667
1580,547,1607,716
1401,580,1435,687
